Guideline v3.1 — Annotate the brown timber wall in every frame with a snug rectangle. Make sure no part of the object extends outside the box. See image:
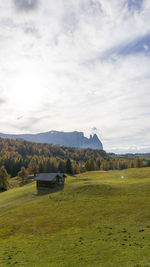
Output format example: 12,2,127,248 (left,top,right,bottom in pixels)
37,181,52,189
